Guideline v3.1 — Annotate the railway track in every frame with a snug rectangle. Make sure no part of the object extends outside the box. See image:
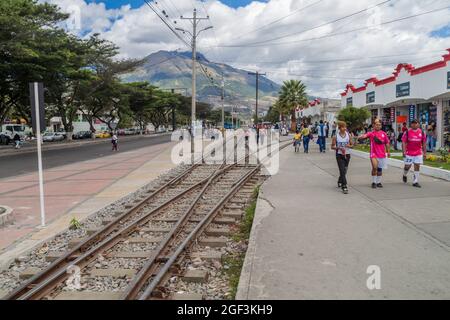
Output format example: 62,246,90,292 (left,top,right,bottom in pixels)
3,136,290,300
